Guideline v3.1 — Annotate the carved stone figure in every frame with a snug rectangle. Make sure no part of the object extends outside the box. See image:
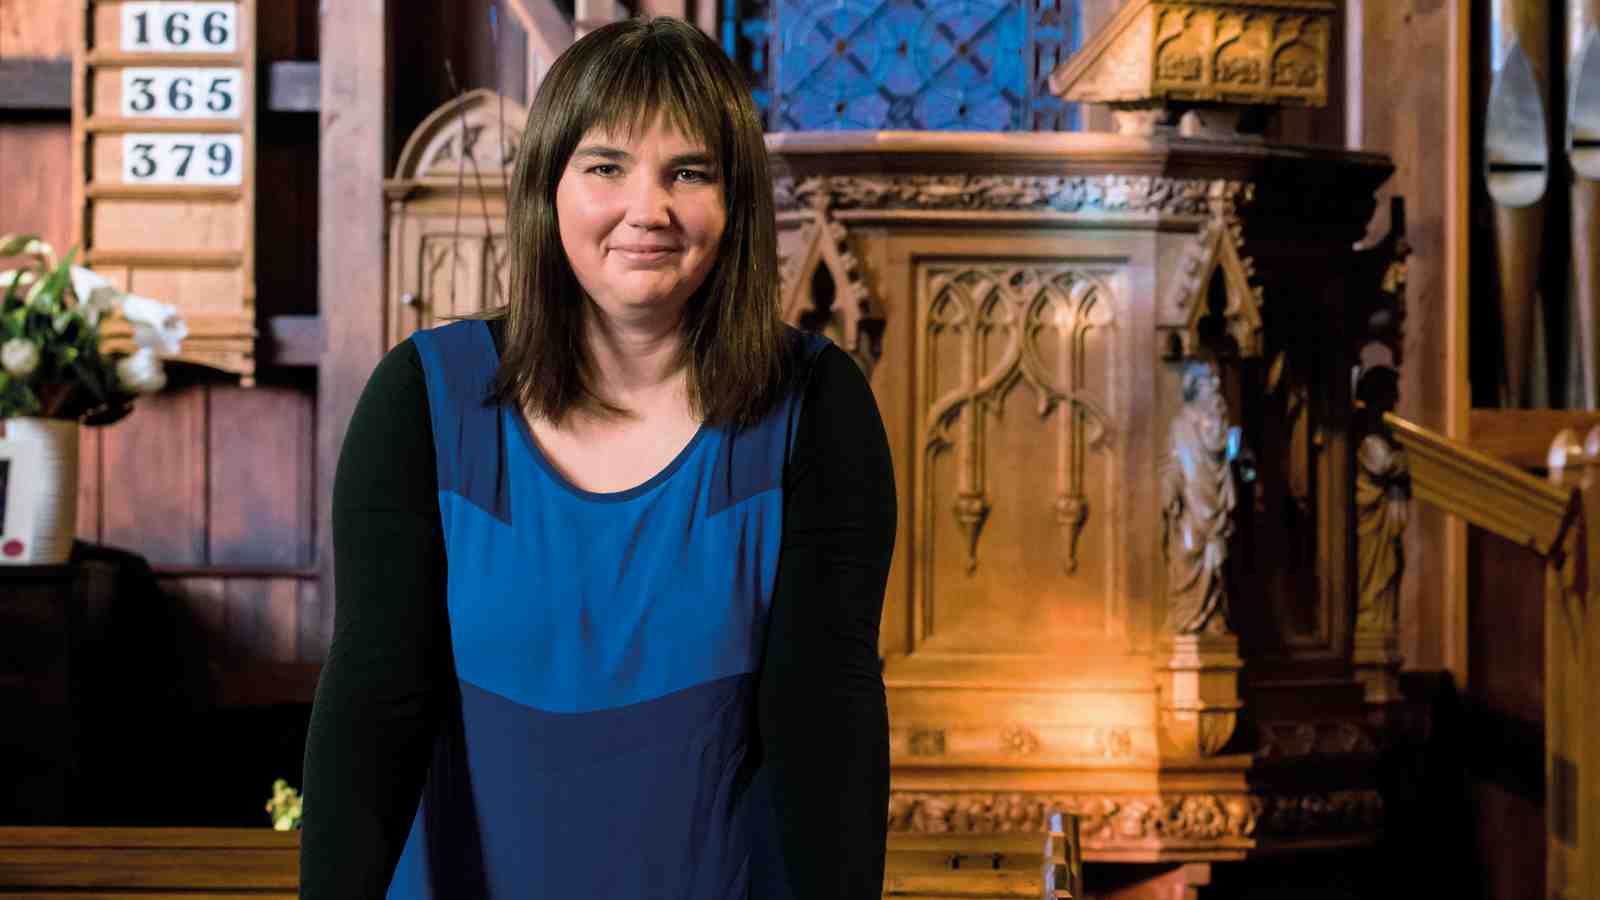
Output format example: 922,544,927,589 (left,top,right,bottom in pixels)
1354,367,1409,632
1161,360,1236,634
